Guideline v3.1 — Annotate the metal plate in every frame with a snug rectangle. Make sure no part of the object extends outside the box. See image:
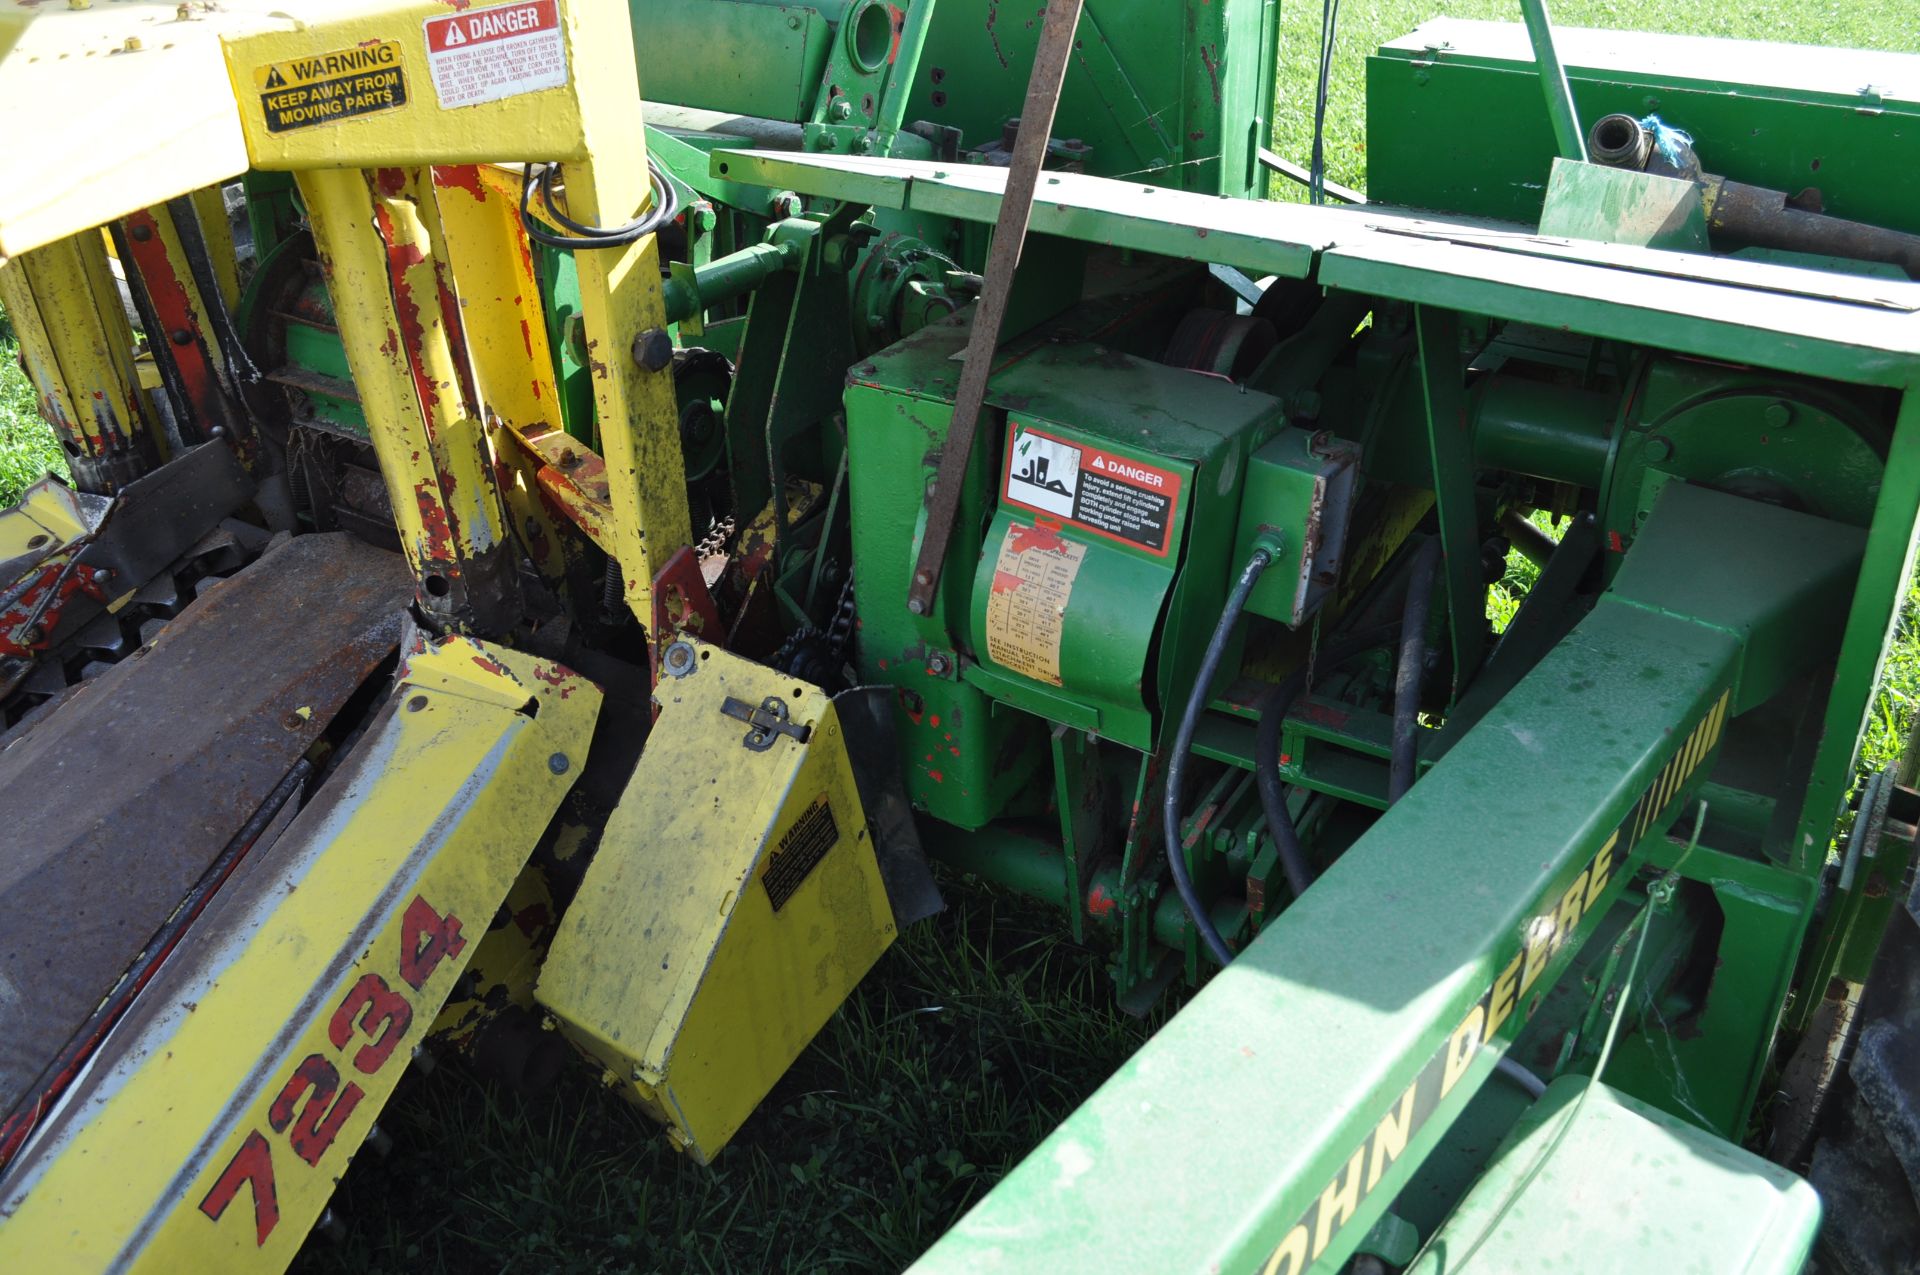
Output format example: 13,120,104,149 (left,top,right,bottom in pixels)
0,532,412,1122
